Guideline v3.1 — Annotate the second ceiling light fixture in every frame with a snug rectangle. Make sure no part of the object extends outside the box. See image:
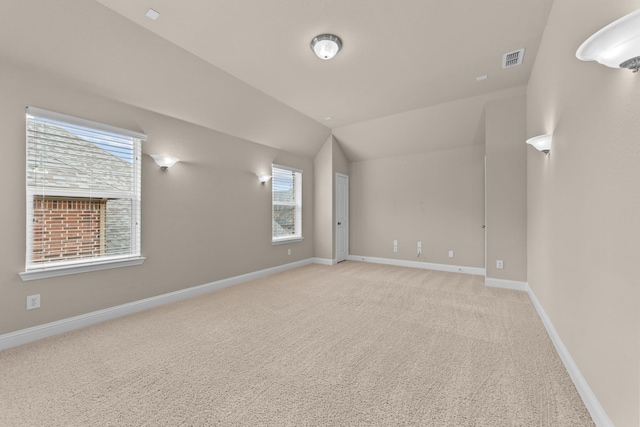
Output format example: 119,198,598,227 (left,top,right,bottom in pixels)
311,34,342,60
